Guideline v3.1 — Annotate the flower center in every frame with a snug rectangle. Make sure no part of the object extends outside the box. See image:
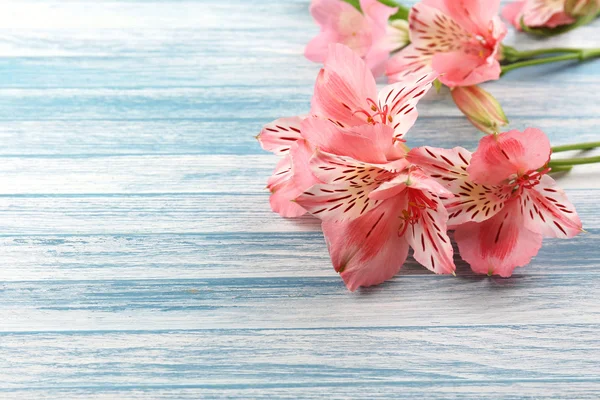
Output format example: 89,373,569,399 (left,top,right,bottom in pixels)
398,190,437,236
353,98,392,125
509,168,550,196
